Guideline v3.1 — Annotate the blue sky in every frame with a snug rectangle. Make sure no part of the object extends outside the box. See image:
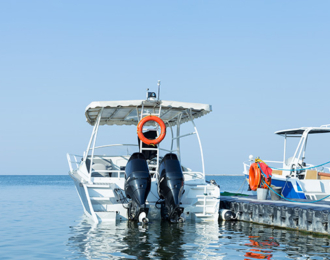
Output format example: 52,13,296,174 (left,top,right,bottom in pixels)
1,1,330,175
